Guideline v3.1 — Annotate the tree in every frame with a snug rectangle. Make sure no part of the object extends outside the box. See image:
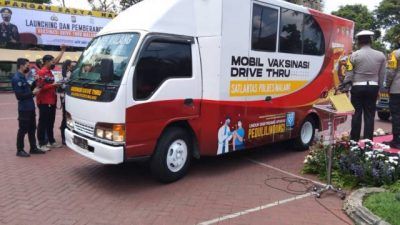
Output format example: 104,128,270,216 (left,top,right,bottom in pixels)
376,0,400,49
285,0,323,11
332,5,387,52
15,0,51,3
332,5,379,36
87,0,119,12
120,0,143,11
